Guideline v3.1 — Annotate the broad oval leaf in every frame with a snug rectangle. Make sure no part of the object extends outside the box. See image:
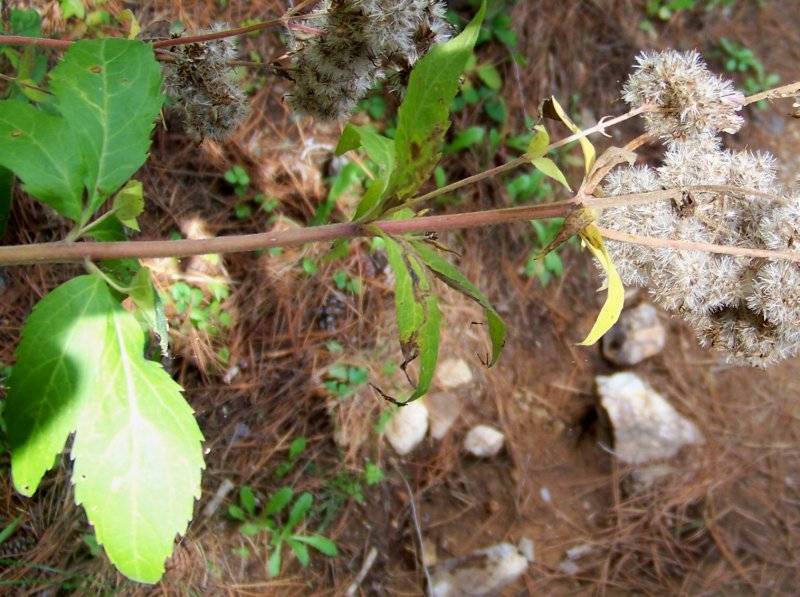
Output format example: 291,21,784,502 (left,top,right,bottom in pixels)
49,39,163,213
70,280,204,583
